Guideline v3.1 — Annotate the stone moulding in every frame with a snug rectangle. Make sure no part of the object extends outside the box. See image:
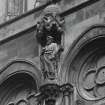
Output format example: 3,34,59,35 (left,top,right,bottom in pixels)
0,58,43,105
59,24,105,102
0,58,42,87
60,24,105,84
